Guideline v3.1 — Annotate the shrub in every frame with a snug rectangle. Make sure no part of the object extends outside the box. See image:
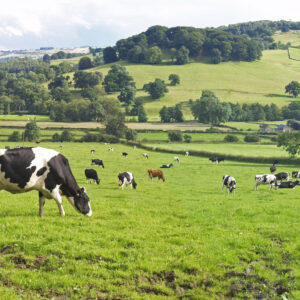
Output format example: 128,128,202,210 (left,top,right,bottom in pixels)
52,132,61,142
61,130,74,142
224,134,239,143
8,131,20,142
168,130,183,142
184,134,192,143
125,129,137,141
244,134,260,143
